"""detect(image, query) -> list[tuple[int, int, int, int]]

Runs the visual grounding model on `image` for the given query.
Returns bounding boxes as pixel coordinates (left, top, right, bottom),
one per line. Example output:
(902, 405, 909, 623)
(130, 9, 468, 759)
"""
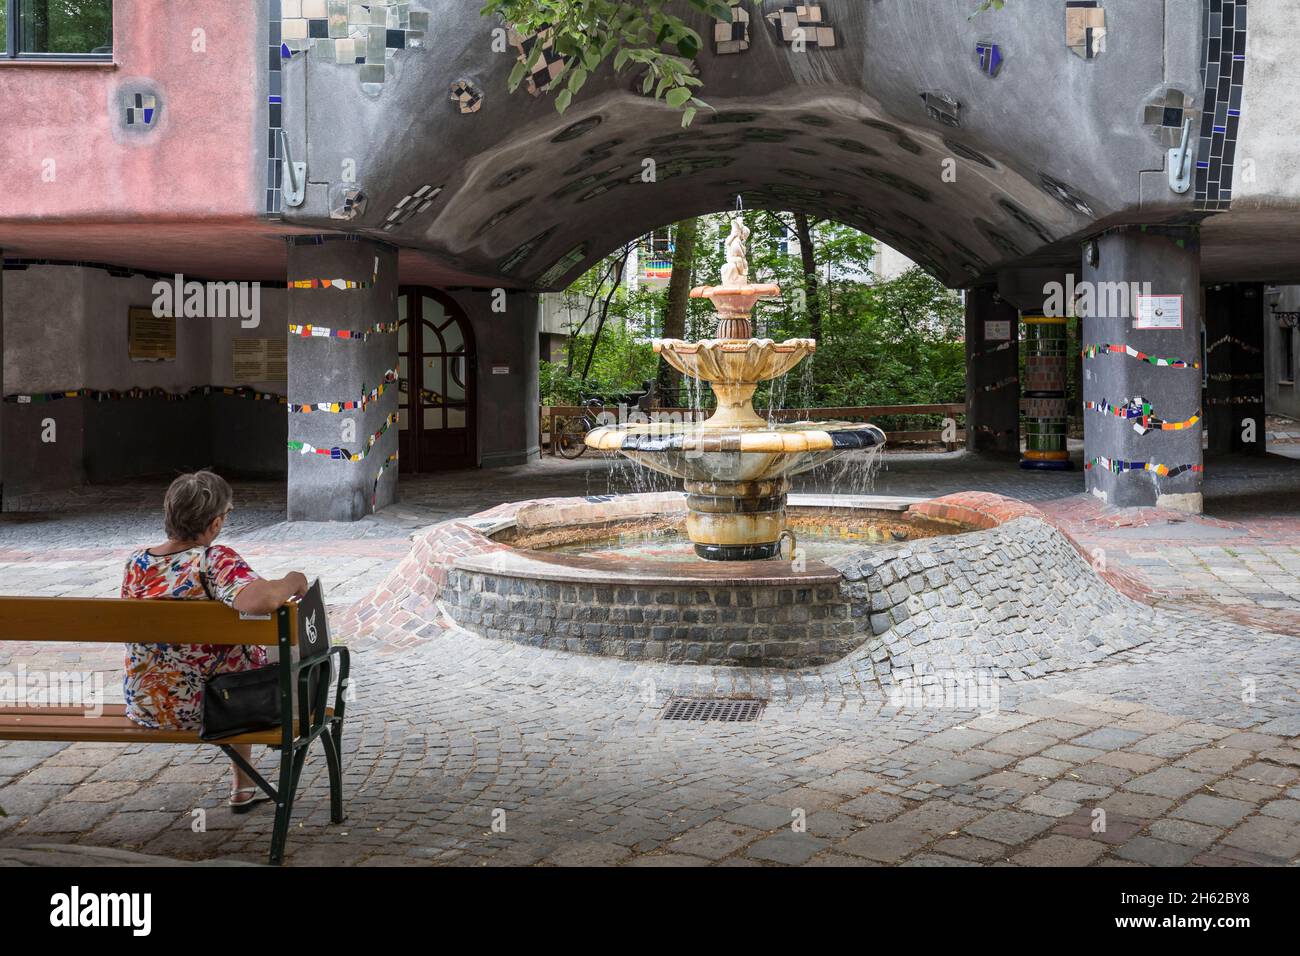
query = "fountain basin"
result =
(423, 492, 975, 668)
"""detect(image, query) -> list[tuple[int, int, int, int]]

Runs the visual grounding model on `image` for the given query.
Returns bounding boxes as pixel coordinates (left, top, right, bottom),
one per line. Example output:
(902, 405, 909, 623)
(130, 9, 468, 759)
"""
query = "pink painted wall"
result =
(0, 0, 262, 223)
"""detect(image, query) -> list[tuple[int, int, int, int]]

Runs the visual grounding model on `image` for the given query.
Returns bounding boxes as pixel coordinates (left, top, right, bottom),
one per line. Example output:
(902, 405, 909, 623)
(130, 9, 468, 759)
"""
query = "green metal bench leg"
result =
(268, 746, 295, 866)
(320, 725, 345, 824)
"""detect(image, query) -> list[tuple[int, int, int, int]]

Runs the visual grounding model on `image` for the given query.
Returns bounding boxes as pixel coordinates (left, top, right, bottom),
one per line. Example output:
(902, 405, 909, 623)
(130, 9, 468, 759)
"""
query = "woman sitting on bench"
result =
(120, 471, 310, 812)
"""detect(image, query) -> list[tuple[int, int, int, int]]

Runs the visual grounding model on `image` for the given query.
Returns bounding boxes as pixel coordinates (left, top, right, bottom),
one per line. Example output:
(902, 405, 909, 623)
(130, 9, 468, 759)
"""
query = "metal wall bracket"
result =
(1168, 118, 1195, 195)
(279, 129, 307, 208)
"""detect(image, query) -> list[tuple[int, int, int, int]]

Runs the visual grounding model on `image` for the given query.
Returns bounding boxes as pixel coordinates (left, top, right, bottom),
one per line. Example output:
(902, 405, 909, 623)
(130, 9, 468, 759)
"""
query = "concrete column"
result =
(1205, 284, 1267, 456)
(287, 236, 399, 521)
(964, 286, 1020, 457)
(446, 288, 540, 468)
(1081, 225, 1204, 512)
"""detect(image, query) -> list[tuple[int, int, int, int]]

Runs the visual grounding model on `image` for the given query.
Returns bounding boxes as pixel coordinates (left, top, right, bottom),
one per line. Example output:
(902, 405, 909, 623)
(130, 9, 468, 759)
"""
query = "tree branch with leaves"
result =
(482, 0, 749, 124)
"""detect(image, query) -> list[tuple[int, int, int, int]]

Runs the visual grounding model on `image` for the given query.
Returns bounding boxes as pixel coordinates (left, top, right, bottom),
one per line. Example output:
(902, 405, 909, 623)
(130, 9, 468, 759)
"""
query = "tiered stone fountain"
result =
(348, 223, 1147, 672)
(586, 218, 886, 559)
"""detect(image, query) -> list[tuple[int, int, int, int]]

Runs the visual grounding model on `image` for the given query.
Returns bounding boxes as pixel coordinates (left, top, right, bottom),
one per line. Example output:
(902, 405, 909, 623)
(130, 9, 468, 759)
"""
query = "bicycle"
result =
(553, 397, 608, 459)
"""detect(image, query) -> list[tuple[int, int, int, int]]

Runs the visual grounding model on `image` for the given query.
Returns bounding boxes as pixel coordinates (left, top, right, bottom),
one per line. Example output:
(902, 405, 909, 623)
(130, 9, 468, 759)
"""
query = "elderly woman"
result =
(120, 471, 309, 812)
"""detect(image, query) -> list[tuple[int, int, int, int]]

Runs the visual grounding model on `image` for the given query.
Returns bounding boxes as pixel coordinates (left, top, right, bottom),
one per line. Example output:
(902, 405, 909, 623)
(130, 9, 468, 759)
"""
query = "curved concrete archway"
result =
(278, 0, 1288, 289)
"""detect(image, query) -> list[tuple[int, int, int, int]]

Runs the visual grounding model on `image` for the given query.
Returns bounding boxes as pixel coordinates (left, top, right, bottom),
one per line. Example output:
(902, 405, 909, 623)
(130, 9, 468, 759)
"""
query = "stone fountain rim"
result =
(449, 492, 937, 588)
(653, 337, 816, 354)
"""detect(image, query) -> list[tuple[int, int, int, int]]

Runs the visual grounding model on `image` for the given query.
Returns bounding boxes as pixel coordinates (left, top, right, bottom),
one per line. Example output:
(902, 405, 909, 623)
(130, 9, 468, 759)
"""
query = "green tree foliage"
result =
(481, 0, 741, 124)
(540, 212, 967, 425)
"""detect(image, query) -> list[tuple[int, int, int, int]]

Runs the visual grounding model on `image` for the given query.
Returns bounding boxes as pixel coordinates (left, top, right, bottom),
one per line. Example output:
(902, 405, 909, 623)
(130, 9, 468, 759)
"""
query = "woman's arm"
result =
(232, 572, 310, 615)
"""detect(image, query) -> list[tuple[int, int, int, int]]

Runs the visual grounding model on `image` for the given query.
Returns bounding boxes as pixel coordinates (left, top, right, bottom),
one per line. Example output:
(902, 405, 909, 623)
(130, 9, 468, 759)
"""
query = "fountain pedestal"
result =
(685, 477, 790, 560)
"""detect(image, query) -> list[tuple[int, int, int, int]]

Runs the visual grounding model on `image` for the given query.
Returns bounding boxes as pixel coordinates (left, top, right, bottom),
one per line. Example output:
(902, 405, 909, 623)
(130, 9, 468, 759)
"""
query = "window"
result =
(3, 0, 113, 59)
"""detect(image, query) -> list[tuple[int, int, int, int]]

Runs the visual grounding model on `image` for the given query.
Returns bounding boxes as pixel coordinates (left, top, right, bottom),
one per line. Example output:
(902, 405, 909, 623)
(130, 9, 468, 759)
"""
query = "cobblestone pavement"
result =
(1, 450, 1298, 866)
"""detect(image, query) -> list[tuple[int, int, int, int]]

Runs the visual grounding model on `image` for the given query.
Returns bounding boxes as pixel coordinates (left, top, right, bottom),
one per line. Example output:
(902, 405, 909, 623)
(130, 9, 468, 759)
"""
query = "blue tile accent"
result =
(1196, 0, 1248, 210)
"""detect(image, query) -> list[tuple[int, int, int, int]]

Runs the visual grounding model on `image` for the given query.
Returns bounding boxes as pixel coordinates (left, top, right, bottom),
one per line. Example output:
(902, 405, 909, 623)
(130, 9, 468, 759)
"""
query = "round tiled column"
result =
(1020, 314, 1072, 470)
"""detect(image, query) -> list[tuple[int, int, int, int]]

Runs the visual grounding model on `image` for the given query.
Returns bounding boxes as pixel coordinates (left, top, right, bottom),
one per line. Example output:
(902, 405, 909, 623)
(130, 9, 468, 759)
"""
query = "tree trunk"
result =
(794, 212, 822, 341)
(579, 245, 633, 385)
(658, 218, 699, 406)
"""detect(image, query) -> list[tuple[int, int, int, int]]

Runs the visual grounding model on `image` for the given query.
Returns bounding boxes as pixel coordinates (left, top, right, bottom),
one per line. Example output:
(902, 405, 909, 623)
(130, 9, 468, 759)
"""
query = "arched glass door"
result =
(398, 289, 476, 472)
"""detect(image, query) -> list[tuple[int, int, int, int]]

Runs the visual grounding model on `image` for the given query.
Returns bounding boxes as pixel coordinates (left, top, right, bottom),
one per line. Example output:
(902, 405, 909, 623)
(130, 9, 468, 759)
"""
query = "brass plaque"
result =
(232, 338, 288, 383)
(128, 307, 176, 361)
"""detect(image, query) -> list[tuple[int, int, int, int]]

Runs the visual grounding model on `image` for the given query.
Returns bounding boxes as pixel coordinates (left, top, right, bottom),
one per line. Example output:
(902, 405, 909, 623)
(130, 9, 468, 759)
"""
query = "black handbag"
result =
(200, 661, 281, 741)
(197, 547, 281, 741)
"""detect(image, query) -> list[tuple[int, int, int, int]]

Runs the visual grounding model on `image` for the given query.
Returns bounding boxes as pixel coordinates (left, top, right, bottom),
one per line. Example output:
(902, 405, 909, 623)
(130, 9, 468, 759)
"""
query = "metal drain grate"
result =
(660, 697, 766, 722)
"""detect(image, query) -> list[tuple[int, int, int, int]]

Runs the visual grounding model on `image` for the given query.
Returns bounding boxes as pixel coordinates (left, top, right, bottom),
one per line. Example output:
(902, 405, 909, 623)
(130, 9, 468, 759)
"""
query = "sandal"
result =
(229, 786, 272, 814)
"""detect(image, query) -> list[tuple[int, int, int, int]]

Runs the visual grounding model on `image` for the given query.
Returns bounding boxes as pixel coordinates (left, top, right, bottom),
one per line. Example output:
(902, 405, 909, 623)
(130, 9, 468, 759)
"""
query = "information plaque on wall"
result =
(128, 307, 176, 361)
(1135, 295, 1184, 330)
(232, 338, 288, 383)
(984, 320, 1012, 342)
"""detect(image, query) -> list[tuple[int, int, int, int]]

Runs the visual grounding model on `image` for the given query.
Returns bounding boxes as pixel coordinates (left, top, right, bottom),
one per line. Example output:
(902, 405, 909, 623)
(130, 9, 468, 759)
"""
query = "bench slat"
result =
(0, 705, 328, 746)
(0, 597, 296, 647)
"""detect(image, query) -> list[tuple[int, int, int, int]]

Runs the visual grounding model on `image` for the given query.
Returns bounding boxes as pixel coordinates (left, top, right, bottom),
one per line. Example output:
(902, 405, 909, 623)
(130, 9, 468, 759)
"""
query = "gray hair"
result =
(163, 471, 232, 541)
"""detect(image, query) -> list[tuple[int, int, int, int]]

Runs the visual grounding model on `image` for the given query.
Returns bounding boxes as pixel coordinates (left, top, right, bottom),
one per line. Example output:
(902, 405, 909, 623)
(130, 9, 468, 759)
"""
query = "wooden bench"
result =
(0, 596, 350, 865)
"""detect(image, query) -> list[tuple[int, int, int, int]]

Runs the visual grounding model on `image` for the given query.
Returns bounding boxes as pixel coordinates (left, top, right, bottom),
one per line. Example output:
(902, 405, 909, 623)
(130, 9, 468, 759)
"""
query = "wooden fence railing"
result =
(541, 403, 967, 454)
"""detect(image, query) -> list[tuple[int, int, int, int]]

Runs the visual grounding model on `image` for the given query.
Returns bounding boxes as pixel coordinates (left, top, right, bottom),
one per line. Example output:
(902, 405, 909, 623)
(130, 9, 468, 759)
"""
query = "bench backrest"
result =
(0, 597, 299, 647)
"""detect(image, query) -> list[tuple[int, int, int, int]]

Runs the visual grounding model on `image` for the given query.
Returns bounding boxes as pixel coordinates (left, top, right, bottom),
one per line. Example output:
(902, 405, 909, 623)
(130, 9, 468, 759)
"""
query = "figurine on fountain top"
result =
(686, 216, 784, 340)
(720, 218, 751, 289)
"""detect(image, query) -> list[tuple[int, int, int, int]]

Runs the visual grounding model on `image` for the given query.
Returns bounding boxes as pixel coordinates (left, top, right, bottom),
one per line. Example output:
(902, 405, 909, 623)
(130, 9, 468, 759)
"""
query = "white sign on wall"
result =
(984, 320, 1012, 342)
(1135, 295, 1184, 330)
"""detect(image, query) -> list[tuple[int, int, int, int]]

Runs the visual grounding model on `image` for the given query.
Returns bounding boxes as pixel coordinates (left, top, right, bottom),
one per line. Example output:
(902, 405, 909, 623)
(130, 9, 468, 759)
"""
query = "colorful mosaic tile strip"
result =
(289, 256, 379, 290)
(1084, 397, 1202, 434)
(1196, 0, 1248, 211)
(1206, 394, 1264, 405)
(288, 412, 399, 461)
(289, 369, 399, 413)
(978, 376, 1018, 393)
(1206, 371, 1263, 382)
(1086, 457, 1204, 479)
(288, 322, 400, 340)
(970, 340, 1016, 360)
(1206, 333, 1263, 354)
(4, 386, 285, 405)
(1082, 343, 1200, 369)
(372, 452, 399, 509)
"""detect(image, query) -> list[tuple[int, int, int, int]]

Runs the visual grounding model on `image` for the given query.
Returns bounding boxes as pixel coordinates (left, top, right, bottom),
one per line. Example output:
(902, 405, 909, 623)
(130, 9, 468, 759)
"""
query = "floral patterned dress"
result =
(121, 544, 267, 730)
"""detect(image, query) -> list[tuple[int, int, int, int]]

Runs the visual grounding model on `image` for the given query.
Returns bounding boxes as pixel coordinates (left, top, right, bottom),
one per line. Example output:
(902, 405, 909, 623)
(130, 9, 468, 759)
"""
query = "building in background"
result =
(1264, 286, 1300, 420)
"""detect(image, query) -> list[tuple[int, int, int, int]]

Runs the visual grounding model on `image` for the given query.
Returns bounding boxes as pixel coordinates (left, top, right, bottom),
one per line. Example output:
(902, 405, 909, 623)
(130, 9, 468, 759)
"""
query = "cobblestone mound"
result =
(834, 515, 1154, 686)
